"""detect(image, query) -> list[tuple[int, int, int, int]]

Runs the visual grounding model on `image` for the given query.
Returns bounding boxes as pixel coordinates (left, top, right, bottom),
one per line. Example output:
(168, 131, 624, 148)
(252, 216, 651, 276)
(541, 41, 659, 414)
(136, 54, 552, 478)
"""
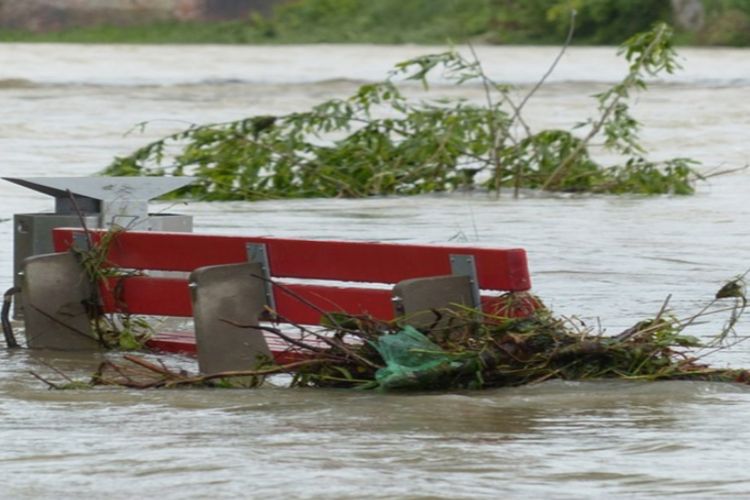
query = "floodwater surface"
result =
(0, 44, 749, 498)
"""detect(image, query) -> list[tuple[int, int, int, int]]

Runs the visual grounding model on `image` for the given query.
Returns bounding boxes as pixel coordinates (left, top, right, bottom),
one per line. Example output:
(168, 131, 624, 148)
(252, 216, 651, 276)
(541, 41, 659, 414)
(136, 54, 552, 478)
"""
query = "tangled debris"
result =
(31, 274, 750, 392)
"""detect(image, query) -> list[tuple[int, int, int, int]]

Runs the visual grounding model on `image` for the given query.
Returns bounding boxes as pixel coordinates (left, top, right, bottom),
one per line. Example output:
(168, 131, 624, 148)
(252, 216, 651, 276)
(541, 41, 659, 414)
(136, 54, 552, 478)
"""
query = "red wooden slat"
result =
(53, 228, 531, 291)
(99, 276, 396, 322)
(147, 332, 196, 354)
(146, 291, 538, 360)
(100, 277, 191, 317)
(273, 284, 394, 323)
(147, 331, 296, 353)
(100, 275, 534, 325)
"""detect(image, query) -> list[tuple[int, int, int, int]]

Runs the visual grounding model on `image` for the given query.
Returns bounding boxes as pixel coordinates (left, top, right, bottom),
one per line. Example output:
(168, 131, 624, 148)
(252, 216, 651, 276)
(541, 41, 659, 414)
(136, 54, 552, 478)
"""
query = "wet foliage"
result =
(104, 23, 701, 200)
(72, 227, 153, 351)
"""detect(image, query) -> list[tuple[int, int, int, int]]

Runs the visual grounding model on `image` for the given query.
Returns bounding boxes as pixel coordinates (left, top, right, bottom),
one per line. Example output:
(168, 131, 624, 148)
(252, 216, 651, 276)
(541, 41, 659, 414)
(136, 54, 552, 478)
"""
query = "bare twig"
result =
(542, 23, 668, 190)
(37, 360, 76, 383)
(122, 354, 176, 376)
(219, 318, 326, 353)
(66, 189, 94, 249)
(29, 371, 61, 390)
(165, 359, 331, 387)
(26, 303, 99, 343)
(701, 164, 749, 179)
(271, 309, 381, 369)
(513, 10, 577, 121)
(95, 356, 333, 389)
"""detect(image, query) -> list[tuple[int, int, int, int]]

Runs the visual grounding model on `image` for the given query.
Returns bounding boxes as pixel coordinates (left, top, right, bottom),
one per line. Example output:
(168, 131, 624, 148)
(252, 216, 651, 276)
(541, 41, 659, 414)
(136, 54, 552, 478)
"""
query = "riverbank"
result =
(1, 0, 749, 46)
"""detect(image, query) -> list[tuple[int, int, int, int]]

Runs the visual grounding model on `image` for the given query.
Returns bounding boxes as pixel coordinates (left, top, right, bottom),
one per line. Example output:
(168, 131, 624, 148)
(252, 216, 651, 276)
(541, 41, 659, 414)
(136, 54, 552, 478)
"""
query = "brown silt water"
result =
(1, 44, 750, 498)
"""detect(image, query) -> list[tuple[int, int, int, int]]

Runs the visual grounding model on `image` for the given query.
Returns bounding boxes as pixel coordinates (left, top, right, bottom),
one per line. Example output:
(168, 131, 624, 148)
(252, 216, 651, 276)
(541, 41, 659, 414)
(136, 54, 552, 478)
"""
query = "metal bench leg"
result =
(190, 262, 272, 374)
(21, 252, 99, 350)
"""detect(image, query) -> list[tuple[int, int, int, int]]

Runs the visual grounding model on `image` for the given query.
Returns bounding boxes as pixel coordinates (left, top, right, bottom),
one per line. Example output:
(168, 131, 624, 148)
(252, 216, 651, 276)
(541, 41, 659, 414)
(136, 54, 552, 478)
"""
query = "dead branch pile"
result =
(36, 274, 750, 392)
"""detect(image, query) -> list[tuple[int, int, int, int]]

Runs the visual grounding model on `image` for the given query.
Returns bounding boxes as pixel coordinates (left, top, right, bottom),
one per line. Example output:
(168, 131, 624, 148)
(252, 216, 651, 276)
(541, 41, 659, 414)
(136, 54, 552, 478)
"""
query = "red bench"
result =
(21, 228, 536, 373)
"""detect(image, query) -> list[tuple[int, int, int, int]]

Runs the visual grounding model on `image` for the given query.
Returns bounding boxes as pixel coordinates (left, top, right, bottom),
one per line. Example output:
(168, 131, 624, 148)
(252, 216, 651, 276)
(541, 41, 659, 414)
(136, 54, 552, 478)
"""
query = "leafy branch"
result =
(542, 22, 678, 189)
(105, 22, 702, 199)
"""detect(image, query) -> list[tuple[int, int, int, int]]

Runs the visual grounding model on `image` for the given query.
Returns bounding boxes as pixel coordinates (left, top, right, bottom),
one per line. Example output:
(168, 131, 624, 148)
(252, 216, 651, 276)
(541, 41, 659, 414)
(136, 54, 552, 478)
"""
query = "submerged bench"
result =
(21, 228, 535, 373)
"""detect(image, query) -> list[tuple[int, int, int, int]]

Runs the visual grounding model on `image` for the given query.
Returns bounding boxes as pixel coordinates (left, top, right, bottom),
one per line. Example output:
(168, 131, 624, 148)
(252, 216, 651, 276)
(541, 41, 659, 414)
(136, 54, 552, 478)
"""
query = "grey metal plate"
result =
(190, 262, 272, 374)
(21, 252, 98, 350)
(13, 213, 99, 318)
(3, 176, 195, 202)
(392, 274, 475, 329)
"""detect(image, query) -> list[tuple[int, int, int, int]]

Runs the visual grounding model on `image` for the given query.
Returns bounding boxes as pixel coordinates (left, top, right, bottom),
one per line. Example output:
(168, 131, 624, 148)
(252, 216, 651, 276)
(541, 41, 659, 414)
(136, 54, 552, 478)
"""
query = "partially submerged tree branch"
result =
(104, 22, 709, 199)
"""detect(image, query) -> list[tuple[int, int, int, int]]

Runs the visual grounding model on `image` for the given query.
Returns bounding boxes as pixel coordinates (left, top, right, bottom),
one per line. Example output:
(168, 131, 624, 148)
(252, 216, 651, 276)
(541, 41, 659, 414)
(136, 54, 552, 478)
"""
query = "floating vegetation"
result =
(66, 212, 154, 351)
(32, 273, 750, 392)
(105, 23, 705, 200)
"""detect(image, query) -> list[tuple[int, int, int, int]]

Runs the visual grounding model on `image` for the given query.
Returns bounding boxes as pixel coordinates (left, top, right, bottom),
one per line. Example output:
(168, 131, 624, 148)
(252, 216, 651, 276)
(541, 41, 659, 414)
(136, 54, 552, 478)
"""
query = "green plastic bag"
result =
(371, 326, 464, 390)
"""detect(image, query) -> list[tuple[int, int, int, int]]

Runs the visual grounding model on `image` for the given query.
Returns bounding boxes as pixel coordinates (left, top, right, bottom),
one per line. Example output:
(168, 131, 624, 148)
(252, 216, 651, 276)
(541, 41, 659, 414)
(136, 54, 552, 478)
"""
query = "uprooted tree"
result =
(104, 22, 702, 200)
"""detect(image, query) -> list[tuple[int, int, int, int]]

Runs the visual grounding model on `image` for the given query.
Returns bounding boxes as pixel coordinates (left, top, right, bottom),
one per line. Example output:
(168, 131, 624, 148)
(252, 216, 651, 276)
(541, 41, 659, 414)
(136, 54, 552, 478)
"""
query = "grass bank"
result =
(1, 0, 749, 46)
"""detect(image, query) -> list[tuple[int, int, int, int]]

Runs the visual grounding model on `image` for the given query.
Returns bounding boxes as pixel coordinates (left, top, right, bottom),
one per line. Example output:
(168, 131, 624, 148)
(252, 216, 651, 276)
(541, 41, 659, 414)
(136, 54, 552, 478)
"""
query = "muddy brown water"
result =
(0, 44, 749, 498)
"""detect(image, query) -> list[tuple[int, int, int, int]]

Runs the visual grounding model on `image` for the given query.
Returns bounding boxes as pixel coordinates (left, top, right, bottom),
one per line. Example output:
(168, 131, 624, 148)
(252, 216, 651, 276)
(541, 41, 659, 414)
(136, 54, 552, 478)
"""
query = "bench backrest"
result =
(53, 228, 532, 324)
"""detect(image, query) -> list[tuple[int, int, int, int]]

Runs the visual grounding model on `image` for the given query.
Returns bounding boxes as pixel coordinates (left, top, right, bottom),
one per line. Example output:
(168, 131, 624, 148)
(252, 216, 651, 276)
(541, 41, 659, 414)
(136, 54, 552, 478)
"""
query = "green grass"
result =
(0, 21, 268, 44)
